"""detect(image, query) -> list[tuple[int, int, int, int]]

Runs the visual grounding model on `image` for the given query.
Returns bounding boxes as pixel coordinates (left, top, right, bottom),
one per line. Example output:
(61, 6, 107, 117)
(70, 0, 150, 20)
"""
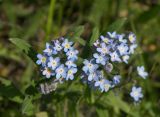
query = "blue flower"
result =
(109, 51, 121, 62)
(43, 43, 57, 56)
(107, 31, 116, 38)
(66, 48, 78, 61)
(122, 55, 129, 64)
(128, 33, 136, 43)
(88, 72, 98, 81)
(117, 44, 129, 56)
(129, 44, 137, 54)
(130, 86, 143, 102)
(93, 53, 107, 65)
(95, 79, 111, 92)
(66, 68, 77, 80)
(82, 59, 98, 73)
(97, 43, 110, 55)
(55, 64, 67, 79)
(105, 63, 113, 73)
(65, 60, 77, 68)
(117, 34, 127, 43)
(62, 39, 73, 52)
(54, 40, 62, 51)
(113, 75, 121, 85)
(137, 66, 148, 79)
(94, 40, 100, 47)
(36, 54, 47, 66)
(42, 67, 54, 78)
(48, 57, 60, 70)
(100, 35, 110, 44)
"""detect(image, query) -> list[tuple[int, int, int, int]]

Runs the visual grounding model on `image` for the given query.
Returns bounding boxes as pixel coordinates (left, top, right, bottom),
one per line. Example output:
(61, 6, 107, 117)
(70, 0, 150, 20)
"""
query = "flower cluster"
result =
(81, 32, 148, 102)
(94, 32, 137, 64)
(36, 38, 78, 81)
(36, 32, 148, 102)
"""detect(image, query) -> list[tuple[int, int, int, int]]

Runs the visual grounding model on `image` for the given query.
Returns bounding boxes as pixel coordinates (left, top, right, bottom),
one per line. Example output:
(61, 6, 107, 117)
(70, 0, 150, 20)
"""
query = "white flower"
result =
(130, 86, 143, 102)
(137, 66, 148, 79)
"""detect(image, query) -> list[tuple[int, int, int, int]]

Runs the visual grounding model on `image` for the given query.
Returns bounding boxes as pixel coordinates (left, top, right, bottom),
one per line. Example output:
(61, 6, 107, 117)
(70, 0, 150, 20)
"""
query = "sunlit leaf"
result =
(89, 27, 99, 46)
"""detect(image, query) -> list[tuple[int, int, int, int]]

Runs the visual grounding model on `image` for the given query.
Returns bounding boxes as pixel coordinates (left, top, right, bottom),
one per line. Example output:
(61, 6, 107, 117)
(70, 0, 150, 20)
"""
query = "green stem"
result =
(46, 0, 56, 41)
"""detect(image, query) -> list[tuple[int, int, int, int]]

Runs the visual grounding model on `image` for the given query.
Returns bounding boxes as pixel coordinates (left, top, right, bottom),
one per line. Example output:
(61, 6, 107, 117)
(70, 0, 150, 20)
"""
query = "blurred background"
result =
(0, 0, 160, 117)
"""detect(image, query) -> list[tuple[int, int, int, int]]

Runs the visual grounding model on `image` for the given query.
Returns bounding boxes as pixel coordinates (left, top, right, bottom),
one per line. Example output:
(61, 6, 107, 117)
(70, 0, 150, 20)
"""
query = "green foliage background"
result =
(0, 0, 160, 117)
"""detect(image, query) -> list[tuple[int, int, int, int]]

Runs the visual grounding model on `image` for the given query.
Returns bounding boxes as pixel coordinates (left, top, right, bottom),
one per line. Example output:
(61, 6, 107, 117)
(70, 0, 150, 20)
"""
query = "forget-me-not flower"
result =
(55, 64, 67, 79)
(66, 49, 78, 61)
(97, 43, 110, 55)
(66, 68, 77, 80)
(110, 51, 121, 62)
(137, 66, 148, 79)
(117, 44, 129, 56)
(42, 67, 53, 78)
(65, 60, 77, 68)
(36, 54, 47, 66)
(62, 39, 73, 52)
(130, 86, 143, 102)
(93, 53, 107, 65)
(82, 59, 98, 73)
(128, 33, 136, 43)
(48, 57, 60, 70)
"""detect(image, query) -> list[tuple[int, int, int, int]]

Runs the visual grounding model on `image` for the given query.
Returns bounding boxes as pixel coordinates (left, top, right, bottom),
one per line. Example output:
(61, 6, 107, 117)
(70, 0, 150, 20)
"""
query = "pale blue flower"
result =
(36, 54, 47, 66)
(55, 64, 67, 79)
(95, 79, 111, 92)
(66, 68, 77, 80)
(82, 59, 98, 73)
(130, 86, 143, 102)
(54, 40, 62, 51)
(100, 35, 111, 44)
(48, 57, 60, 70)
(113, 75, 121, 84)
(107, 31, 116, 38)
(42, 67, 54, 78)
(122, 55, 129, 64)
(88, 72, 98, 81)
(93, 53, 107, 65)
(65, 60, 77, 68)
(117, 34, 127, 43)
(62, 39, 73, 52)
(137, 66, 148, 79)
(93, 40, 100, 46)
(109, 51, 121, 62)
(43, 43, 57, 56)
(128, 33, 136, 43)
(66, 49, 78, 61)
(97, 43, 110, 55)
(117, 44, 129, 56)
(129, 44, 137, 54)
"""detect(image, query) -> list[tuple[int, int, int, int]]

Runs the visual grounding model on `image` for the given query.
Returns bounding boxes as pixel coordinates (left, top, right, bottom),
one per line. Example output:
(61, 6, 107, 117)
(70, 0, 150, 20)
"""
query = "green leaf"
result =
(21, 96, 34, 116)
(89, 27, 99, 46)
(107, 18, 127, 32)
(137, 5, 160, 23)
(105, 92, 136, 116)
(9, 38, 37, 63)
(96, 108, 109, 117)
(9, 38, 31, 54)
(0, 77, 23, 103)
(67, 26, 86, 46)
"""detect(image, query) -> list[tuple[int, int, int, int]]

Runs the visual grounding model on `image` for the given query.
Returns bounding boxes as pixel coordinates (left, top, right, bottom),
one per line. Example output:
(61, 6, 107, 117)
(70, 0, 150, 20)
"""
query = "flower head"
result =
(137, 66, 148, 79)
(66, 48, 78, 61)
(130, 86, 143, 102)
(48, 57, 60, 70)
(82, 59, 98, 73)
(66, 68, 77, 80)
(42, 67, 54, 78)
(55, 64, 67, 79)
(93, 53, 107, 65)
(36, 54, 47, 66)
(62, 39, 73, 52)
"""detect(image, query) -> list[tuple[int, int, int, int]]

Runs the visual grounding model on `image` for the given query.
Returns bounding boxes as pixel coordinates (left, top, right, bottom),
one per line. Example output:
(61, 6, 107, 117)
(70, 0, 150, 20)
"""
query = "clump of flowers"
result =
(36, 37, 78, 82)
(36, 32, 148, 102)
(81, 32, 148, 102)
